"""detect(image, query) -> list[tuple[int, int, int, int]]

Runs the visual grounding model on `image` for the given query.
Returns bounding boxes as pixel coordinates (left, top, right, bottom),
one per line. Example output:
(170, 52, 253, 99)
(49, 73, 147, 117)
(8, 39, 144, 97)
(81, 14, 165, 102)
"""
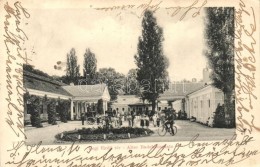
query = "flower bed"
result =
(55, 127, 154, 142)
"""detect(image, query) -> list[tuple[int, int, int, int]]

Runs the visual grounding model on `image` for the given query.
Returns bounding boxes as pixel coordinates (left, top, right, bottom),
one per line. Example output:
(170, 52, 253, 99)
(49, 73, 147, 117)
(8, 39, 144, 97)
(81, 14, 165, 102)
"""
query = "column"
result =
(105, 100, 108, 111)
(79, 102, 81, 114)
(81, 102, 83, 113)
(70, 100, 74, 120)
(77, 102, 80, 119)
(75, 101, 78, 120)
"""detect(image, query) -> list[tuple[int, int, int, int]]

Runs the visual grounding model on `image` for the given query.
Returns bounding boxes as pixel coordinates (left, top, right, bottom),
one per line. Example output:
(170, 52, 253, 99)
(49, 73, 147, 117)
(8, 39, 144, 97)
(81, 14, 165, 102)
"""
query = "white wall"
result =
(172, 100, 182, 112)
(187, 85, 224, 124)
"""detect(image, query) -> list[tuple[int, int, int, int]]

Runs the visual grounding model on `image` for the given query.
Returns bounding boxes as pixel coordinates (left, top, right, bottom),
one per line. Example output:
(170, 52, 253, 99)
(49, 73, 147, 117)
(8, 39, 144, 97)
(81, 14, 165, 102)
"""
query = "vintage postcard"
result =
(0, 0, 259, 166)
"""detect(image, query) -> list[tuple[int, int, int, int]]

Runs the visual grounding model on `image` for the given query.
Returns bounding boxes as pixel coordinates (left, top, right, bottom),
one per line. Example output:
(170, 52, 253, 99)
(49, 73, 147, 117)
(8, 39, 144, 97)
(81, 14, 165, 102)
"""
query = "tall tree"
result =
(124, 69, 140, 95)
(96, 68, 125, 101)
(66, 48, 80, 85)
(83, 48, 97, 84)
(204, 7, 235, 127)
(134, 10, 169, 112)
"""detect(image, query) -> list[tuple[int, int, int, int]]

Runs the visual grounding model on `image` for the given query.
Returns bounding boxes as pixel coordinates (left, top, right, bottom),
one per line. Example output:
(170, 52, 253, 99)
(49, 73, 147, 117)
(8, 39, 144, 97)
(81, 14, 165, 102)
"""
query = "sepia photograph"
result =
(1, 0, 260, 166)
(22, 6, 236, 145)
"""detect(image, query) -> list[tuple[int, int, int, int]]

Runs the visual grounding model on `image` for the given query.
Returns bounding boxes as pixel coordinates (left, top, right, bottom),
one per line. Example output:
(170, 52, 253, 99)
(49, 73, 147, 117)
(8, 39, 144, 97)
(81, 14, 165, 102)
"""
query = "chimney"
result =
(192, 78, 197, 82)
(203, 67, 210, 84)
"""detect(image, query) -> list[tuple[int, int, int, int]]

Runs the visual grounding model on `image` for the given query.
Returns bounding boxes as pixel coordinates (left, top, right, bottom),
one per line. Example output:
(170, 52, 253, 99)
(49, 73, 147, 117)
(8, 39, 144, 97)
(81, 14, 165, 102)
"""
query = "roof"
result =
(114, 95, 141, 104)
(62, 84, 106, 97)
(186, 83, 222, 96)
(128, 103, 151, 106)
(159, 82, 204, 100)
(23, 71, 71, 96)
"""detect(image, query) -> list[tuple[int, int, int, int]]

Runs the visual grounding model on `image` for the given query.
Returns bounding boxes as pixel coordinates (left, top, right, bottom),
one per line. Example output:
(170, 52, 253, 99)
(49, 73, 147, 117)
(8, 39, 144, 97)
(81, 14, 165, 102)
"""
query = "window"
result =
(201, 100, 203, 108)
(208, 100, 210, 108)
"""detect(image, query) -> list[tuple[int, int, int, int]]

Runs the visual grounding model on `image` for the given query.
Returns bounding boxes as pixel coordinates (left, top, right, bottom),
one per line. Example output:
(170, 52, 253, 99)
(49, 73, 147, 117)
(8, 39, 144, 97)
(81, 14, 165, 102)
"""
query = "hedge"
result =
(55, 127, 154, 142)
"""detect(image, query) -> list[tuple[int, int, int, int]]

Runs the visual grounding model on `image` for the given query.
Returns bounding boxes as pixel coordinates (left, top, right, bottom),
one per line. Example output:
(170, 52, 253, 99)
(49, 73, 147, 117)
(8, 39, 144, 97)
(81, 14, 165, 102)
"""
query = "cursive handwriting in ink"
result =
(234, 0, 259, 134)
(94, 0, 207, 20)
(166, 0, 207, 20)
(5, 134, 259, 167)
(4, 1, 31, 139)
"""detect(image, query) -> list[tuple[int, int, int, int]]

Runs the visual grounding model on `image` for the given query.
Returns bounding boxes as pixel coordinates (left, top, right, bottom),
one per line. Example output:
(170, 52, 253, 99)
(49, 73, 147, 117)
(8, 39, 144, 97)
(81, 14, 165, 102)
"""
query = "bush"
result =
(55, 127, 154, 142)
(30, 97, 43, 128)
(58, 100, 69, 123)
(225, 101, 235, 128)
(213, 104, 225, 128)
(47, 100, 57, 125)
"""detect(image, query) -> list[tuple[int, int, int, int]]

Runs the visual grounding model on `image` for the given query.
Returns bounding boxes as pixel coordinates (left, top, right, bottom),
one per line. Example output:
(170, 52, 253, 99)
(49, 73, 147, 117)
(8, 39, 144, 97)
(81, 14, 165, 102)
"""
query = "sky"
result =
(26, 7, 207, 81)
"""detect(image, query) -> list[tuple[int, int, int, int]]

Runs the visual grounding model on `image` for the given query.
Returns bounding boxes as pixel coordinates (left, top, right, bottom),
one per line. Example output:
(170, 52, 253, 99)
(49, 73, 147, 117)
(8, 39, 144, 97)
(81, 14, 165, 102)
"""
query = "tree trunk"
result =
(224, 91, 235, 128)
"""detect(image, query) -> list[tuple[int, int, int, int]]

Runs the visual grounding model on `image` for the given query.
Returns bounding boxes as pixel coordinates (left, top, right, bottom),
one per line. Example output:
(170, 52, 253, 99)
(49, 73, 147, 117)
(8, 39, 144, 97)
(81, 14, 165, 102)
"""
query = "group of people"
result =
(80, 108, 176, 131)
(126, 109, 176, 129)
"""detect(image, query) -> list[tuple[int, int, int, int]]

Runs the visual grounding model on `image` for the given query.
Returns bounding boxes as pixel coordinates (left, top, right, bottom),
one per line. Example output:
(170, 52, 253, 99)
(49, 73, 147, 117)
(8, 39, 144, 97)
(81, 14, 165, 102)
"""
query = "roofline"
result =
(25, 88, 71, 100)
(185, 84, 214, 96)
(24, 71, 68, 86)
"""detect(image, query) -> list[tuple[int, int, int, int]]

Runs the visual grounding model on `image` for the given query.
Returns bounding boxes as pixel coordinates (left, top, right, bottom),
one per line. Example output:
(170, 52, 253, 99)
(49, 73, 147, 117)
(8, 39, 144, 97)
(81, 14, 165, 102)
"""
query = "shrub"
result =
(213, 104, 225, 128)
(30, 97, 43, 128)
(48, 100, 57, 125)
(58, 100, 69, 123)
(56, 127, 154, 142)
(225, 101, 235, 128)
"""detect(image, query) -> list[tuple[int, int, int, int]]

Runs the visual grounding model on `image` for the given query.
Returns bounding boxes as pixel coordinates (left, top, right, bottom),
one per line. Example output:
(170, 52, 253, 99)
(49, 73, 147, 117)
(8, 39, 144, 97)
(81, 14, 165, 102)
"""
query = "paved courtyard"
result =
(25, 120, 236, 145)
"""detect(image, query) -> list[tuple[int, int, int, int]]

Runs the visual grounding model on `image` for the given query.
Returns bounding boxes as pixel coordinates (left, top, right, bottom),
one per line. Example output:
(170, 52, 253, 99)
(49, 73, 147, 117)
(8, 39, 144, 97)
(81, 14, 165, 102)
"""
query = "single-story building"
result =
(63, 83, 110, 120)
(111, 95, 151, 115)
(24, 71, 71, 123)
(23, 71, 110, 124)
(186, 84, 224, 123)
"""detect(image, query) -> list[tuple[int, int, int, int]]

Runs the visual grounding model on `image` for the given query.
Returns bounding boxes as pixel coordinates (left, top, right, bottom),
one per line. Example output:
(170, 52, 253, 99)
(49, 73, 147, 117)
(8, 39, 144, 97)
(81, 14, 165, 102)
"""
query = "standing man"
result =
(131, 109, 136, 127)
(81, 112, 85, 125)
(127, 112, 132, 127)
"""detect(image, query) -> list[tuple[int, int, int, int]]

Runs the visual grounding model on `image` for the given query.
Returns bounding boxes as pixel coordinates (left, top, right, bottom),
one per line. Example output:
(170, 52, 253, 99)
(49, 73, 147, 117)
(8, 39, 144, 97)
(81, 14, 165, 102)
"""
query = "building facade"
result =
(111, 95, 151, 115)
(24, 71, 110, 124)
(63, 84, 110, 120)
(186, 84, 224, 123)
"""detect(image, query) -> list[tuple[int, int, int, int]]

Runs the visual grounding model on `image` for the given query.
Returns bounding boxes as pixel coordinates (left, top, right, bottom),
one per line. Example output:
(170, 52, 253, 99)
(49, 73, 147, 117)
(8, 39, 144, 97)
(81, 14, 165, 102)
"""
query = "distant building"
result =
(159, 82, 204, 112)
(111, 95, 151, 115)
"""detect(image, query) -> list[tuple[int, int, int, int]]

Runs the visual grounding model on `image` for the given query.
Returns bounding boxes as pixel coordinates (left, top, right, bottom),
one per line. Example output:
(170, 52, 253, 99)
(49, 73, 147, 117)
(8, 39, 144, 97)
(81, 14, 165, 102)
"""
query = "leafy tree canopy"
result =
(134, 10, 169, 111)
